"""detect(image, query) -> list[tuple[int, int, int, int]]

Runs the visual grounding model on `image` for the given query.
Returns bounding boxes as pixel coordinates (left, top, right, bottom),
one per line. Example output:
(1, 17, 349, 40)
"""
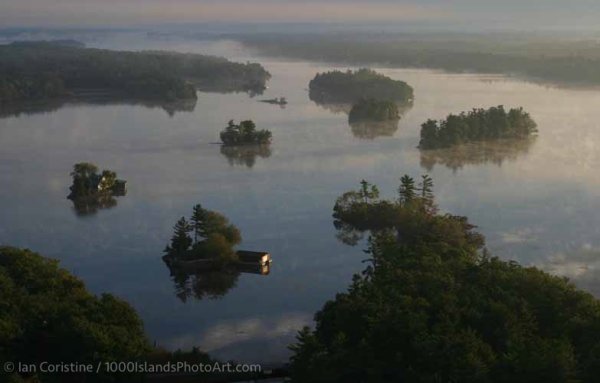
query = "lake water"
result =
(1, 36, 600, 363)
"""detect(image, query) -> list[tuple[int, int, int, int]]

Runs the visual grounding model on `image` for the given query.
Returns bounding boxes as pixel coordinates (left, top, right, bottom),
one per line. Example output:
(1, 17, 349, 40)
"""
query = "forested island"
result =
(163, 205, 271, 300)
(67, 162, 126, 216)
(241, 33, 600, 86)
(287, 176, 600, 381)
(348, 98, 400, 122)
(220, 120, 272, 146)
(163, 204, 242, 265)
(419, 105, 538, 149)
(309, 69, 414, 104)
(0, 41, 271, 105)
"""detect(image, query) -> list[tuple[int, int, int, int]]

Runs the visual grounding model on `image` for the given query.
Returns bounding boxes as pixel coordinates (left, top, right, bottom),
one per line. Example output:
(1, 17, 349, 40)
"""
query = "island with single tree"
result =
(348, 98, 400, 123)
(67, 162, 126, 215)
(309, 68, 414, 105)
(0, 41, 271, 105)
(419, 105, 538, 149)
(288, 176, 600, 382)
(220, 120, 272, 146)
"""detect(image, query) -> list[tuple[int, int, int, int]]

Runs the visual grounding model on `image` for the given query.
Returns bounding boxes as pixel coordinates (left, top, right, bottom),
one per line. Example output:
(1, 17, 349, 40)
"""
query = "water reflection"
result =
(70, 194, 118, 216)
(350, 119, 400, 140)
(420, 138, 537, 172)
(0, 97, 198, 119)
(220, 145, 272, 168)
(312, 101, 411, 139)
(164, 259, 270, 302)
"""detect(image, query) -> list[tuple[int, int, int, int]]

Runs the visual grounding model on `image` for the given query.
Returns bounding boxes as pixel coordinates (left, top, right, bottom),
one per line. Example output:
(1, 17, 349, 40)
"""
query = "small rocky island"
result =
(163, 204, 271, 273)
(220, 120, 272, 146)
(348, 99, 400, 122)
(309, 68, 414, 105)
(67, 162, 126, 215)
(419, 106, 538, 150)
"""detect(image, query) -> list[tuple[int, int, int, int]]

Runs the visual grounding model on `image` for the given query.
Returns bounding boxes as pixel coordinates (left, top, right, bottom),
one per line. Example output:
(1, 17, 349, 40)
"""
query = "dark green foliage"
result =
(348, 99, 400, 122)
(164, 204, 241, 263)
(334, 176, 479, 247)
(220, 120, 272, 146)
(0, 41, 271, 104)
(309, 69, 414, 104)
(419, 106, 538, 149)
(68, 162, 126, 200)
(292, 178, 600, 382)
(0, 247, 149, 382)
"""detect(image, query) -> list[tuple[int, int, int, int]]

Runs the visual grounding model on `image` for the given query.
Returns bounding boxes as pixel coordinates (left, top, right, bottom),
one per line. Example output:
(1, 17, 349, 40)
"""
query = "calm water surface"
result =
(1, 38, 600, 363)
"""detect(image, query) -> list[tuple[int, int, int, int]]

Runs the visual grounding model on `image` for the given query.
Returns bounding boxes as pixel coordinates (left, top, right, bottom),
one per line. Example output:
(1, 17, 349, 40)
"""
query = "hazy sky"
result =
(0, 0, 597, 29)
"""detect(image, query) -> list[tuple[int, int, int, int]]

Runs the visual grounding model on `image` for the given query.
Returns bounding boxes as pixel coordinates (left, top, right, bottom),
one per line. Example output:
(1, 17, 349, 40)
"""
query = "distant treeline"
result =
(241, 34, 600, 86)
(0, 41, 271, 104)
(419, 106, 538, 149)
(309, 69, 413, 104)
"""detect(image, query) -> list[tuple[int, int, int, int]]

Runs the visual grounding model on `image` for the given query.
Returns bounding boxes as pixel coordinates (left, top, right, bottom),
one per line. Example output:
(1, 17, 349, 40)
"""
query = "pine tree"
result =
(168, 217, 192, 257)
(190, 204, 206, 244)
(398, 175, 416, 205)
(418, 174, 436, 214)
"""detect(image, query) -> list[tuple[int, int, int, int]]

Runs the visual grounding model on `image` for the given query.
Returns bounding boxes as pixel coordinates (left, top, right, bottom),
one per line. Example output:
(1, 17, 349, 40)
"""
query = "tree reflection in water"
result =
(70, 194, 118, 217)
(420, 137, 537, 172)
(220, 145, 272, 168)
(0, 97, 198, 119)
(164, 260, 270, 302)
(313, 101, 411, 139)
(350, 119, 400, 139)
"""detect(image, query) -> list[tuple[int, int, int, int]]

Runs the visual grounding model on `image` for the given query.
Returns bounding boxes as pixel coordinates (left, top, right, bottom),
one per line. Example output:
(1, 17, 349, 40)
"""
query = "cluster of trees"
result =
(348, 98, 400, 122)
(0, 246, 273, 382)
(290, 177, 600, 382)
(0, 41, 271, 104)
(164, 204, 242, 264)
(220, 120, 272, 146)
(309, 69, 414, 105)
(0, 246, 149, 382)
(419, 105, 538, 149)
(68, 162, 125, 199)
(242, 33, 600, 86)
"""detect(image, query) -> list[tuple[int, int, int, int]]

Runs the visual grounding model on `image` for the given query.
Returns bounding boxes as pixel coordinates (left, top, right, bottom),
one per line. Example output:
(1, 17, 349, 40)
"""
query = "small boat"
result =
(259, 97, 288, 106)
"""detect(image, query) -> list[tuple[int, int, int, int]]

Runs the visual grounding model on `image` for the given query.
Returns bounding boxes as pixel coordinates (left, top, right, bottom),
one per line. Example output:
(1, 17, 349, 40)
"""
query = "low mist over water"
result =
(2, 35, 600, 363)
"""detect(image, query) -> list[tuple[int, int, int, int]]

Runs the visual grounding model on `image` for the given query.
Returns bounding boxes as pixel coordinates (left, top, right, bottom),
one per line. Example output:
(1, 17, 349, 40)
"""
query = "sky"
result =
(0, 0, 598, 30)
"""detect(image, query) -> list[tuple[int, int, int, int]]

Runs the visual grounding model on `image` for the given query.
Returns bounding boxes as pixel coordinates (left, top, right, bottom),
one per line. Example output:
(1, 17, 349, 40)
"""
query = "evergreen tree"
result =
(190, 204, 206, 244)
(167, 217, 192, 257)
(418, 174, 436, 214)
(398, 175, 416, 205)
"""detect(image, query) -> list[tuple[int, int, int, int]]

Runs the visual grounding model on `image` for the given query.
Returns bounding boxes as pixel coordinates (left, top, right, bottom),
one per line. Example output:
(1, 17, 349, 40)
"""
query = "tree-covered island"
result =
(220, 120, 272, 146)
(309, 68, 414, 105)
(67, 162, 126, 215)
(348, 98, 400, 123)
(288, 176, 600, 382)
(164, 204, 242, 265)
(419, 105, 538, 149)
(0, 41, 271, 105)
